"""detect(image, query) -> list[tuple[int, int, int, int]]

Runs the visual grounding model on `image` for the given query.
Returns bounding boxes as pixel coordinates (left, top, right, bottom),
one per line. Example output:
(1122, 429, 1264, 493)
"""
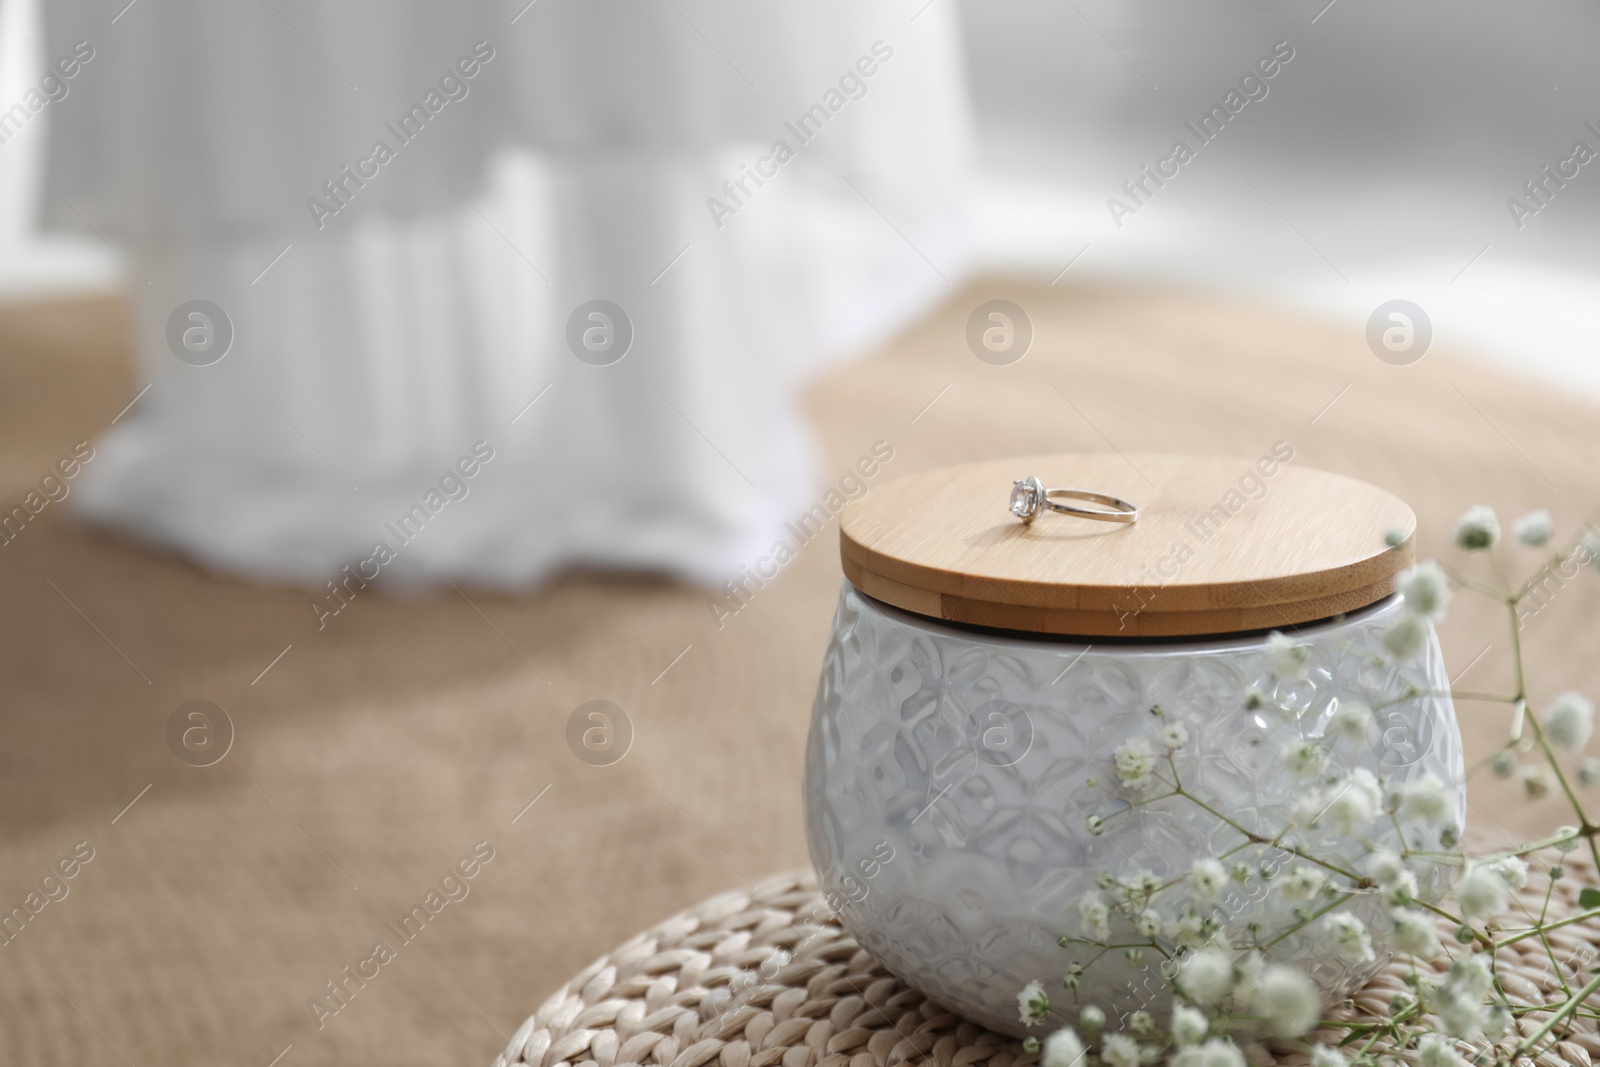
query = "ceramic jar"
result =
(801, 455, 1463, 1036)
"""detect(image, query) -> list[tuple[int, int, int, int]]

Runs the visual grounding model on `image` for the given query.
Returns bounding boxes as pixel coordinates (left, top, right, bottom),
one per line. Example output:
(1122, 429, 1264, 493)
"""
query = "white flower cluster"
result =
(1112, 736, 1160, 793)
(1385, 558, 1450, 661)
(1452, 858, 1525, 920)
(1453, 506, 1499, 551)
(1418, 955, 1512, 1042)
(1545, 691, 1594, 751)
(1032, 956, 1318, 1067)
(1513, 509, 1554, 548)
(1491, 688, 1594, 802)
(1266, 631, 1312, 678)
(1014, 503, 1600, 1064)
(1293, 767, 1383, 835)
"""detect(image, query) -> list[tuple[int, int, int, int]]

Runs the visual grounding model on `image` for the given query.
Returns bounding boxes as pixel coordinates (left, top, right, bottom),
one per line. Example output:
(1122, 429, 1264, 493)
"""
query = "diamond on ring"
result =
(1010, 477, 1047, 524)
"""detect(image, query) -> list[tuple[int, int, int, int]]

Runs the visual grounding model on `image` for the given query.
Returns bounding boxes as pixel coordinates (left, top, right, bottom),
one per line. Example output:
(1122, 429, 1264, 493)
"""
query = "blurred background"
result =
(1, 1, 1597, 1064)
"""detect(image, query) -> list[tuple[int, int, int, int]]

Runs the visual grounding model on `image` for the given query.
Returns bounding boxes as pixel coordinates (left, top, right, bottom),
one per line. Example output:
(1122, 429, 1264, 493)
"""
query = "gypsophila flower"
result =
(1491, 750, 1516, 778)
(1101, 1033, 1140, 1067)
(1449, 955, 1495, 1000)
(1171, 1003, 1209, 1047)
(1177, 947, 1234, 1005)
(1436, 992, 1482, 1039)
(1484, 855, 1529, 890)
(1078, 1005, 1105, 1031)
(1417, 1033, 1465, 1067)
(1283, 740, 1328, 779)
(1514, 508, 1554, 548)
(1323, 913, 1375, 963)
(1086, 814, 1105, 835)
(1240, 964, 1320, 1038)
(1189, 858, 1228, 901)
(1078, 892, 1111, 941)
(1391, 908, 1442, 958)
(1291, 792, 1322, 830)
(1113, 736, 1159, 793)
(1318, 769, 1384, 835)
(1127, 1011, 1154, 1035)
(1454, 505, 1499, 551)
(1173, 1038, 1246, 1067)
(1368, 850, 1404, 886)
(1167, 914, 1207, 949)
(1455, 864, 1510, 919)
(1383, 614, 1429, 660)
(1310, 1047, 1348, 1067)
(1134, 908, 1162, 938)
(1554, 825, 1582, 852)
(1395, 560, 1452, 621)
(1280, 866, 1326, 903)
(1583, 531, 1600, 573)
(1519, 763, 1554, 800)
(1326, 700, 1372, 744)
(1384, 527, 1408, 548)
(1040, 1028, 1086, 1067)
(1581, 758, 1600, 786)
(1544, 690, 1594, 750)
(1381, 869, 1419, 908)
(1266, 631, 1312, 678)
(1398, 773, 1454, 825)
(1162, 722, 1190, 749)
(1017, 980, 1050, 1026)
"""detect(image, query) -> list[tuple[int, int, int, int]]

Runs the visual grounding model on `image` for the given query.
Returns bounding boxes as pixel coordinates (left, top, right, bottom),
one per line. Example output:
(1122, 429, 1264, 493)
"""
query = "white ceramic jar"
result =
(802, 455, 1463, 1036)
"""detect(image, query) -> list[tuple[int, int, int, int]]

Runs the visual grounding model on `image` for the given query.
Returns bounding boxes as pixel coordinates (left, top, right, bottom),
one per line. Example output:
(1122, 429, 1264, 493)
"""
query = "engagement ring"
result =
(1009, 476, 1138, 525)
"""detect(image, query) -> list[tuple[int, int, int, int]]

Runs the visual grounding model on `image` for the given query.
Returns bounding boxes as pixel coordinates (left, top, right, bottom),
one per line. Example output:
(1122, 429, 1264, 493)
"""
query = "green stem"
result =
(1256, 892, 1355, 952)
(1528, 873, 1574, 999)
(1514, 534, 1599, 602)
(1486, 828, 1594, 859)
(1440, 563, 1508, 600)
(1354, 1000, 1420, 1058)
(1176, 789, 1365, 883)
(1516, 970, 1600, 1055)
(1495, 906, 1600, 949)
(1414, 898, 1486, 947)
(1377, 687, 1517, 706)
(1502, 595, 1600, 872)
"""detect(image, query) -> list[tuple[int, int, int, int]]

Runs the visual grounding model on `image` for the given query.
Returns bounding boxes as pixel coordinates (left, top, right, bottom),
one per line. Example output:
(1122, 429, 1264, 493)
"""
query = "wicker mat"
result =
(2, 283, 1599, 1067)
(498, 843, 1600, 1067)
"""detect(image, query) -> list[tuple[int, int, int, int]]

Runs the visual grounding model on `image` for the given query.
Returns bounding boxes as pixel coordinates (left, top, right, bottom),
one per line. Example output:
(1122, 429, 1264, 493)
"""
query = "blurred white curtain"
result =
(38, 1, 971, 587)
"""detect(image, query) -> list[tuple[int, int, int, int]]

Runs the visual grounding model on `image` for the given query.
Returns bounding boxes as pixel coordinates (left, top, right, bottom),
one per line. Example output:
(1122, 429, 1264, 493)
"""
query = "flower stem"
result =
(1515, 969, 1600, 1055)
(1502, 595, 1600, 872)
(1495, 906, 1600, 949)
(1175, 788, 1364, 883)
(1256, 891, 1355, 952)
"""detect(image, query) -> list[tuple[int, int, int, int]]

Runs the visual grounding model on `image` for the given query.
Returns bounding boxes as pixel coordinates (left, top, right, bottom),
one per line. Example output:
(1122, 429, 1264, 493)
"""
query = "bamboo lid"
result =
(838, 453, 1415, 638)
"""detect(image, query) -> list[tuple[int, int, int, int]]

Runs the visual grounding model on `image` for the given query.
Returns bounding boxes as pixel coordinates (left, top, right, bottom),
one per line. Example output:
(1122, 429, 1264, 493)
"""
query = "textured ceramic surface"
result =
(803, 583, 1464, 1036)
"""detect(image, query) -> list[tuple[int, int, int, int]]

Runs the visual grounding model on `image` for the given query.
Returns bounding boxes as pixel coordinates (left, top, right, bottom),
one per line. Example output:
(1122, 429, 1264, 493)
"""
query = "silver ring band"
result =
(1011, 477, 1138, 525)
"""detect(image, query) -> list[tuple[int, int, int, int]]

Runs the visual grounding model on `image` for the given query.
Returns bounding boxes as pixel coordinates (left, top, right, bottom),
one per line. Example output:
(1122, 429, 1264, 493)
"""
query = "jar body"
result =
(803, 582, 1463, 1037)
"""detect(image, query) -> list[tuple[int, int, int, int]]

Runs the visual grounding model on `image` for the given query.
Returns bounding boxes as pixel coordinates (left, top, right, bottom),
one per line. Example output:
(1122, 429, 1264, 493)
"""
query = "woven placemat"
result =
(495, 843, 1600, 1067)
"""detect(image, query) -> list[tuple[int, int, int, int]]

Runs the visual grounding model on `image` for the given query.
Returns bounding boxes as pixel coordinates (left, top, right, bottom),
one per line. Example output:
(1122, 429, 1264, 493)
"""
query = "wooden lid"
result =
(839, 453, 1415, 638)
